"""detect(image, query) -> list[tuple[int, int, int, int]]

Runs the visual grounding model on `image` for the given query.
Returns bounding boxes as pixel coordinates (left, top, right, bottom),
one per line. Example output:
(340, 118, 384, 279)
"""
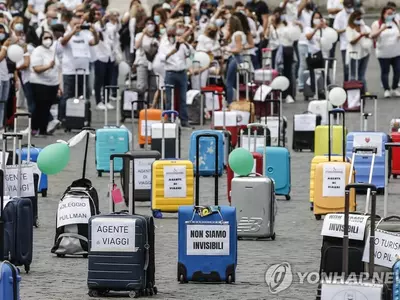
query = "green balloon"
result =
(228, 148, 254, 176)
(37, 143, 71, 175)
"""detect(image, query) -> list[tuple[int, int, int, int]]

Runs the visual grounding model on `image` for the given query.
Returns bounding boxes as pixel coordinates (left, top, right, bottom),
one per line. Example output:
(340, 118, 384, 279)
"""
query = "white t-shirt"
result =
(280, 0, 300, 24)
(345, 25, 371, 62)
(298, 9, 312, 45)
(133, 32, 158, 66)
(0, 56, 8, 81)
(27, 0, 46, 24)
(267, 24, 280, 50)
(129, 18, 136, 54)
(196, 34, 220, 54)
(327, 0, 343, 19)
(333, 10, 352, 51)
(60, 0, 82, 11)
(17, 44, 35, 84)
(371, 20, 400, 59)
(305, 26, 322, 54)
(61, 29, 92, 75)
(30, 45, 60, 86)
(277, 25, 293, 47)
(227, 31, 247, 53)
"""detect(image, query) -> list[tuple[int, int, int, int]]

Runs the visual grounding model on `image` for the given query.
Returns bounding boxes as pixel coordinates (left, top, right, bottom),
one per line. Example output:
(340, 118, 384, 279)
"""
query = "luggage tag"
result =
(111, 184, 123, 204)
(198, 206, 220, 217)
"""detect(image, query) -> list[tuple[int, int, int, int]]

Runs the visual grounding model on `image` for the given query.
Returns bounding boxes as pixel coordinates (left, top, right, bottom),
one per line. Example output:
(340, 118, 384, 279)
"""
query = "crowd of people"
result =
(0, 0, 398, 133)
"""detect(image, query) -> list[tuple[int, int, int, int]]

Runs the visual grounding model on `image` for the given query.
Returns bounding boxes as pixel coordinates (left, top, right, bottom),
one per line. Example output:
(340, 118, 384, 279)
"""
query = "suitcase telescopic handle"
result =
(352, 147, 377, 154)
(343, 183, 377, 277)
(14, 112, 31, 118)
(161, 110, 180, 159)
(82, 127, 96, 132)
(247, 123, 268, 174)
(161, 110, 179, 117)
(213, 91, 226, 129)
(262, 100, 282, 147)
(2, 133, 23, 140)
(384, 143, 400, 218)
(328, 108, 346, 162)
(360, 94, 378, 132)
(195, 133, 219, 206)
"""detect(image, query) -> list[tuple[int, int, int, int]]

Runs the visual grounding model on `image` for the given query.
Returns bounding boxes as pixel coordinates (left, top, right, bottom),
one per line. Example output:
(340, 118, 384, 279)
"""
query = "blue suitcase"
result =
(256, 146, 291, 200)
(178, 134, 237, 284)
(189, 130, 224, 176)
(0, 261, 21, 300)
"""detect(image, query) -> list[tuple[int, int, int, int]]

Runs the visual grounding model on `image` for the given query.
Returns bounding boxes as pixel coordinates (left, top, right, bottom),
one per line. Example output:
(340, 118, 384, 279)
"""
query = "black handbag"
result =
(307, 50, 324, 69)
(144, 41, 158, 62)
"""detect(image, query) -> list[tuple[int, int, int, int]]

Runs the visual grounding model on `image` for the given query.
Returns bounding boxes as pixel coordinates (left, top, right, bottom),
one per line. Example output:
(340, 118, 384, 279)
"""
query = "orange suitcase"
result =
(138, 107, 162, 147)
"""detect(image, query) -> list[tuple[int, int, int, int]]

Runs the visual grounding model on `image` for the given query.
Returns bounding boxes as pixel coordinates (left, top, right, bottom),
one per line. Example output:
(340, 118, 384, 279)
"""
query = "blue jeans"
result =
(165, 70, 188, 123)
(350, 55, 369, 92)
(297, 44, 308, 89)
(0, 80, 9, 128)
(378, 56, 400, 91)
(60, 74, 90, 120)
(226, 55, 242, 104)
(94, 60, 114, 104)
(341, 50, 349, 82)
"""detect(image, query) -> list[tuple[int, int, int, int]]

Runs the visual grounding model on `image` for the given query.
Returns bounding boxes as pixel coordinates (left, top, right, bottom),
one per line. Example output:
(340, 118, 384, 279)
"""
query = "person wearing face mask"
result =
(345, 10, 371, 93)
(0, 23, 9, 133)
(36, 10, 58, 39)
(29, 31, 60, 136)
(371, 6, 400, 98)
(333, 0, 354, 82)
(27, 0, 46, 29)
(154, 8, 167, 28)
(265, 8, 283, 69)
(158, 22, 191, 127)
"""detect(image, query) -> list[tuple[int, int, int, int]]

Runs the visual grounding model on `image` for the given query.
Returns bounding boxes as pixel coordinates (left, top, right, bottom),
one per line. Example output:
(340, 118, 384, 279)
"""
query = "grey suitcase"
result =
(87, 154, 157, 298)
(317, 183, 389, 300)
(231, 123, 276, 240)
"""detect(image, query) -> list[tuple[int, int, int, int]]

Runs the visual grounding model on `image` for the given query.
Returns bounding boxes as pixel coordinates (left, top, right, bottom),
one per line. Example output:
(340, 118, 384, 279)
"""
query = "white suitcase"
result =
(307, 100, 333, 125)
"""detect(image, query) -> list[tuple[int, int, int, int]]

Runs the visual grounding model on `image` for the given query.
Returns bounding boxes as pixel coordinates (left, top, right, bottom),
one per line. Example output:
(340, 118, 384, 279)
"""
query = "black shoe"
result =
(181, 122, 193, 129)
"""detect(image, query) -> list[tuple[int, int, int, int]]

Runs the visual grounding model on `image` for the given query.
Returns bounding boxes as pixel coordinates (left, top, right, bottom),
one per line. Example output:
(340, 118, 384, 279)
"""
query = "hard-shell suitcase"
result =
(177, 134, 237, 283)
(151, 111, 180, 159)
(292, 111, 322, 152)
(227, 124, 266, 204)
(317, 183, 390, 300)
(230, 70, 255, 124)
(95, 86, 130, 177)
(13, 112, 48, 197)
(391, 132, 400, 178)
(189, 130, 224, 176)
(138, 106, 162, 148)
(346, 95, 388, 191)
(260, 98, 288, 147)
(121, 103, 161, 203)
(0, 261, 21, 300)
(232, 142, 276, 240)
(1, 133, 33, 273)
(64, 68, 91, 132)
(342, 51, 364, 112)
(87, 154, 157, 298)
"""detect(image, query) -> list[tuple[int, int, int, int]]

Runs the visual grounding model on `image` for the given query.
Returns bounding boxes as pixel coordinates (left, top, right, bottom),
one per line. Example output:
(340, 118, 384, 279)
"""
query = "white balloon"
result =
(193, 51, 211, 68)
(287, 25, 302, 43)
(270, 76, 290, 91)
(328, 87, 347, 106)
(7, 45, 24, 63)
(360, 38, 373, 50)
(323, 27, 339, 44)
(320, 37, 333, 52)
(118, 61, 130, 76)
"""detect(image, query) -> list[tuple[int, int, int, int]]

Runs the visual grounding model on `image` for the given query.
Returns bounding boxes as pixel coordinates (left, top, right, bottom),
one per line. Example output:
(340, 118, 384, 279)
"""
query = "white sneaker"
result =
(47, 119, 61, 134)
(19, 127, 31, 136)
(285, 95, 295, 103)
(393, 89, 400, 97)
(109, 96, 117, 101)
(384, 90, 391, 98)
(96, 102, 106, 110)
(92, 89, 95, 96)
(106, 102, 115, 110)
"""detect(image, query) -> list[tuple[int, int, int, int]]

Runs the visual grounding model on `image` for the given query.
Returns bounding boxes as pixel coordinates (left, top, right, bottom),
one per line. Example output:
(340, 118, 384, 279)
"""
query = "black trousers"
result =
(282, 46, 294, 99)
(31, 83, 58, 133)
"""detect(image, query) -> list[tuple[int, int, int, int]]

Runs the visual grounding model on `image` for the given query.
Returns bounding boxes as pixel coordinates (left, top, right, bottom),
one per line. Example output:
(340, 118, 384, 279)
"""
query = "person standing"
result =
(327, 0, 343, 62)
(0, 24, 10, 133)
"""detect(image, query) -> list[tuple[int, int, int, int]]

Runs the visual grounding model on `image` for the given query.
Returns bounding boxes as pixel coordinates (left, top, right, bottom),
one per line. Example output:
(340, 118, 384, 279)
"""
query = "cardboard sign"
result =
(353, 133, 383, 156)
(321, 214, 369, 240)
(123, 90, 138, 111)
(163, 165, 187, 198)
(90, 218, 137, 252)
(66, 99, 85, 117)
(321, 283, 382, 299)
(186, 224, 230, 256)
(294, 114, 317, 131)
(4, 165, 35, 198)
(57, 196, 91, 228)
(322, 164, 345, 197)
(30, 162, 42, 189)
(362, 229, 400, 268)
(140, 120, 159, 137)
(134, 158, 155, 190)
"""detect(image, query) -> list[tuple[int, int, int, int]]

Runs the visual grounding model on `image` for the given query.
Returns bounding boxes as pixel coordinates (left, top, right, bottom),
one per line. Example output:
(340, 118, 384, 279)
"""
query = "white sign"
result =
(66, 99, 85, 118)
(294, 114, 317, 131)
(123, 90, 138, 111)
(91, 218, 137, 252)
(0, 151, 9, 165)
(362, 229, 400, 268)
(163, 165, 187, 198)
(4, 165, 35, 198)
(234, 159, 256, 177)
(321, 214, 369, 240)
(57, 196, 91, 228)
(134, 158, 155, 190)
(213, 111, 237, 127)
(321, 283, 382, 299)
(264, 116, 280, 138)
(205, 92, 220, 111)
(140, 120, 159, 137)
(347, 89, 361, 109)
(30, 162, 42, 189)
(322, 164, 346, 197)
(186, 224, 230, 256)
(353, 134, 383, 156)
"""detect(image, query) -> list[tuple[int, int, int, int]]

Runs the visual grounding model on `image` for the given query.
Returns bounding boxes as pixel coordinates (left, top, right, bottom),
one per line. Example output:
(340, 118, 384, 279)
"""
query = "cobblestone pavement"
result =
(18, 7, 400, 300)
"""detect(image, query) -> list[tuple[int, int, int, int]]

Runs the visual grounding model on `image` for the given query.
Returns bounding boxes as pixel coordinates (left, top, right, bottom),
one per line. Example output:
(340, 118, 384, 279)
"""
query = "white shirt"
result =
(61, 27, 92, 75)
(27, 0, 46, 24)
(298, 9, 312, 45)
(277, 25, 293, 47)
(333, 9, 352, 51)
(133, 32, 158, 66)
(280, 0, 300, 24)
(30, 45, 60, 86)
(94, 22, 118, 63)
(327, 0, 343, 19)
(267, 25, 280, 50)
(60, 0, 82, 11)
(17, 44, 35, 84)
(158, 37, 191, 72)
(196, 34, 220, 54)
(227, 31, 247, 52)
(129, 17, 136, 54)
(371, 20, 400, 59)
(0, 55, 8, 81)
(345, 25, 371, 62)
(36, 20, 50, 39)
(305, 26, 322, 54)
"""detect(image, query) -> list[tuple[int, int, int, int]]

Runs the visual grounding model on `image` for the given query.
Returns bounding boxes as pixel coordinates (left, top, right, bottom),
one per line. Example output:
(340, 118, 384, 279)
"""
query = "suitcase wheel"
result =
(179, 274, 187, 284)
(24, 264, 30, 274)
(128, 291, 139, 298)
(83, 254, 88, 258)
(152, 210, 163, 219)
(226, 274, 233, 284)
(153, 287, 158, 295)
(41, 189, 47, 197)
(56, 254, 65, 258)
(285, 195, 291, 201)
(88, 289, 109, 297)
(97, 171, 102, 177)
(271, 233, 276, 241)
(34, 218, 39, 228)
(315, 215, 321, 220)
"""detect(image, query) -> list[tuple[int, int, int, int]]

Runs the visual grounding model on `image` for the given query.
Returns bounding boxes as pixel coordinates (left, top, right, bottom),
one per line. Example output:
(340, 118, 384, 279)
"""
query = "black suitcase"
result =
(64, 69, 91, 132)
(87, 154, 157, 298)
(292, 112, 322, 152)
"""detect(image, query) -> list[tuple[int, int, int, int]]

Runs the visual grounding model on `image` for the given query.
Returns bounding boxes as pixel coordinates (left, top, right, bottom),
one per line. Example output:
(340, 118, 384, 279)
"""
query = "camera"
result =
(80, 24, 90, 30)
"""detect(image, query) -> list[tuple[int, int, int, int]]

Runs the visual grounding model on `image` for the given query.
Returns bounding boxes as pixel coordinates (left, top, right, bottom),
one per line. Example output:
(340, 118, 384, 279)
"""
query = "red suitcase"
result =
(391, 132, 400, 178)
(343, 51, 364, 112)
(227, 123, 268, 203)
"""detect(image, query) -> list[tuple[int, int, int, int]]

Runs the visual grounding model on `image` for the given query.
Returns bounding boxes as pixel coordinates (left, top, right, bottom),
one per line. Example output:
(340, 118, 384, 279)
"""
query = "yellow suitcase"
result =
(313, 161, 356, 220)
(151, 160, 194, 216)
(314, 125, 347, 156)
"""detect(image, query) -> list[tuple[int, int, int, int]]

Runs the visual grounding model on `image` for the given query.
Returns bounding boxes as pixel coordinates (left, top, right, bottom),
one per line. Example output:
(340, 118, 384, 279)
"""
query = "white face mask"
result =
(146, 24, 155, 33)
(313, 19, 321, 26)
(176, 28, 185, 36)
(42, 38, 53, 48)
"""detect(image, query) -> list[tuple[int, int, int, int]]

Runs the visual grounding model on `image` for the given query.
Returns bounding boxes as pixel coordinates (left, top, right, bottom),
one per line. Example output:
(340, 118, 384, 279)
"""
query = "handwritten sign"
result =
(4, 165, 35, 198)
(66, 99, 85, 118)
(322, 164, 345, 197)
(294, 114, 317, 131)
(134, 158, 155, 190)
(163, 165, 187, 198)
(321, 214, 369, 240)
(123, 90, 138, 111)
(57, 195, 91, 228)
(353, 133, 383, 156)
(186, 224, 230, 255)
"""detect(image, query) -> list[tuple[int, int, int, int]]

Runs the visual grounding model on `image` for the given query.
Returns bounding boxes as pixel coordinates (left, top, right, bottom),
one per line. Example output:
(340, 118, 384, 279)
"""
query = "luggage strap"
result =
(57, 233, 88, 243)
